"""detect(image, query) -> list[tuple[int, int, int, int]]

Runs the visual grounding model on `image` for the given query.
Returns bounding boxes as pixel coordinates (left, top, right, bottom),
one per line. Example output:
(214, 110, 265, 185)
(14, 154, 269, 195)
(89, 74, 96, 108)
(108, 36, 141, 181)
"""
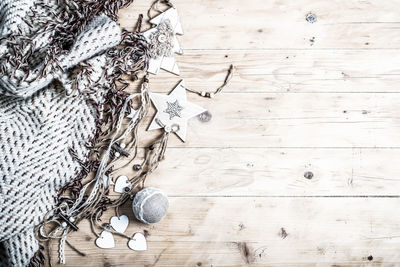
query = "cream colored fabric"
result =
(0, 0, 134, 265)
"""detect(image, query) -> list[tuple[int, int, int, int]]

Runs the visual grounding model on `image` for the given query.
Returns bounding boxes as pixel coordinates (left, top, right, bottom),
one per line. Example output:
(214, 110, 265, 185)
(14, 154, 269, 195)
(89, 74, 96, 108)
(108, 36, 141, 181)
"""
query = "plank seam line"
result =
(167, 195, 400, 198)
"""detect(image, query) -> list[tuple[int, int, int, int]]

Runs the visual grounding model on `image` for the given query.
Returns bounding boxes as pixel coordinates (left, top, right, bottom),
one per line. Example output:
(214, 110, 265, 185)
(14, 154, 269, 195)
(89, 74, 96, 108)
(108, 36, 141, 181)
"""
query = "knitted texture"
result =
(0, 0, 147, 266)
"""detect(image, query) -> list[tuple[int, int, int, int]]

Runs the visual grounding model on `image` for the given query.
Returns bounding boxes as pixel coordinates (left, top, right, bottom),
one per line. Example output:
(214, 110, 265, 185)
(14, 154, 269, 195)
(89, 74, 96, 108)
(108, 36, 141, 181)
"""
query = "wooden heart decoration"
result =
(128, 232, 147, 251)
(110, 215, 129, 233)
(95, 230, 115, 249)
(114, 175, 132, 193)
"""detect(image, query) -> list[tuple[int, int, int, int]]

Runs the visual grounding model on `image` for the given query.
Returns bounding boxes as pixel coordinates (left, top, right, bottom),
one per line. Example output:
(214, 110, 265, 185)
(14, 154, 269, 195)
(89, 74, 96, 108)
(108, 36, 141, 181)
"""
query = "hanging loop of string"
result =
(147, 0, 174, 19)
(183, 64, 235, 98)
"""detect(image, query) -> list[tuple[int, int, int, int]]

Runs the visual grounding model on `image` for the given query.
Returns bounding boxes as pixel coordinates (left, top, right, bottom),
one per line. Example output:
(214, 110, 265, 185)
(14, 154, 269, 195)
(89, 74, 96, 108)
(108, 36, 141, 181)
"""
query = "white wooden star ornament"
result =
(143, 7, 183, 75)
(148, 80, 206, 142)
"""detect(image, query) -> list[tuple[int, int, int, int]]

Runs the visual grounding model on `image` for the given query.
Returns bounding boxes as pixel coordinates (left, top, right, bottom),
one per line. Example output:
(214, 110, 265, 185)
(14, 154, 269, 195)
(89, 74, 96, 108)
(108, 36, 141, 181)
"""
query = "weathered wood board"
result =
(55, 0, 400, 266)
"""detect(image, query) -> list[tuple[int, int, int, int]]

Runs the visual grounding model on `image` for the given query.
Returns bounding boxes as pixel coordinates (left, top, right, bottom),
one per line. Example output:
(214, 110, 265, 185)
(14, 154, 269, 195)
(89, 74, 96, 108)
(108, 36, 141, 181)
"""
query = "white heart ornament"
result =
(128, 233, 147, 251)
(108, 175, 115, 185)
(114, 175, 132, 193)
(110, 215, 129, 233)
(95, 230, 115, 249)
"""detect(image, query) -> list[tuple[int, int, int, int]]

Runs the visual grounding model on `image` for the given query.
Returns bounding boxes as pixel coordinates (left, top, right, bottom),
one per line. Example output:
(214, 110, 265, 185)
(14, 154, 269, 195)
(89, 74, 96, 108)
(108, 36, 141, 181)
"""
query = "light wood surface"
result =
(56, 0, 400, 266)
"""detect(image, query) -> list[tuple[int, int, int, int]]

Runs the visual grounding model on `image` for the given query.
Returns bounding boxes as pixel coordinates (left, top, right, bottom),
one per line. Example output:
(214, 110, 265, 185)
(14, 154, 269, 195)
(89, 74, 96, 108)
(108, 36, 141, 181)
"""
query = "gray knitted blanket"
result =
(0, 0, 148, 266)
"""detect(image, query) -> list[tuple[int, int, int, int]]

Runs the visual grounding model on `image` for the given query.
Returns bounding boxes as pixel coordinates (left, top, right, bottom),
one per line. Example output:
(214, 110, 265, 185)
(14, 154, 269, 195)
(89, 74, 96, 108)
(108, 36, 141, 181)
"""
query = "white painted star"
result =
(148, 80, 206, 142)
(142, 7, 183, 75)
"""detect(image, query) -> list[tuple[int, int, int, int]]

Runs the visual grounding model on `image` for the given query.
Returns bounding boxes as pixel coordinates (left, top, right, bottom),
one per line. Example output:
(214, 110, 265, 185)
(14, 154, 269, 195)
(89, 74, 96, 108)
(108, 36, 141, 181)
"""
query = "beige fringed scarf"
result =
(0, 0, 149, 266)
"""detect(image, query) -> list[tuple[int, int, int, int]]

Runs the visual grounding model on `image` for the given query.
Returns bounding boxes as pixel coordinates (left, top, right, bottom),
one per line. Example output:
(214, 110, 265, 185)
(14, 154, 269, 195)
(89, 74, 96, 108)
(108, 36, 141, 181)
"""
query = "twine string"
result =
(183, 64, 235, 98)
(37, 77, 150, 243)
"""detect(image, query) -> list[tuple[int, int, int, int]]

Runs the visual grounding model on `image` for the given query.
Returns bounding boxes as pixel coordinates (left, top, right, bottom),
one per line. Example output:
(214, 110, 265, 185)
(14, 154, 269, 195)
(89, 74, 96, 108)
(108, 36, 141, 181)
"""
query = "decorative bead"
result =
(201, 91, 206, 97)
(171, 124, 180, 132)
(61, 222, 67, 228)
(209, 92, 215, 98)
(120, 143, 126, 149)
(124, 187, 131, 192)
(69, 217, 75, 223)
(115, 152, 120, 158)
(157, 34, 167, 43)
(133, 164, 141, 171)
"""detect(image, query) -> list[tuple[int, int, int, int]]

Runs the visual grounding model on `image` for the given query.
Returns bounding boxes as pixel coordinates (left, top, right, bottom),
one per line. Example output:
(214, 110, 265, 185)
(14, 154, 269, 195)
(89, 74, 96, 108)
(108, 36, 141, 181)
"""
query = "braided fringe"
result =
(33, 5, 152, 266)
(58, 31, 150, 200)
(27, 245, 44, 267)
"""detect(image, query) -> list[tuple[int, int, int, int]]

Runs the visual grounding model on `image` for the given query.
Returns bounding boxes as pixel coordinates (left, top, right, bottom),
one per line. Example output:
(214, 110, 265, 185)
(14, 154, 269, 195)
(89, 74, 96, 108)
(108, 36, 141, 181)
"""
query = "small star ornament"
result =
(143, 7, 183, 75)
(148, 80, 206, 142)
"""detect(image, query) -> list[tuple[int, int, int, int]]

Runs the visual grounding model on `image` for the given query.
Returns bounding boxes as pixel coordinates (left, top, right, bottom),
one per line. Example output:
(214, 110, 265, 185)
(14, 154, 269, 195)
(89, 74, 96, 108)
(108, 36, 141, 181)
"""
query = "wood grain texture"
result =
(57, 198, 400, 266)
(59, 0, 400, 266)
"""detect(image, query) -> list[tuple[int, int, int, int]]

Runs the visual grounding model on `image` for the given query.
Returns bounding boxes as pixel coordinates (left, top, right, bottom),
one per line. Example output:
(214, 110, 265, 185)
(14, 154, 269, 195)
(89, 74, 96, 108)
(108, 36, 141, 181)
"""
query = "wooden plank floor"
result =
(56, 0, 400, 266)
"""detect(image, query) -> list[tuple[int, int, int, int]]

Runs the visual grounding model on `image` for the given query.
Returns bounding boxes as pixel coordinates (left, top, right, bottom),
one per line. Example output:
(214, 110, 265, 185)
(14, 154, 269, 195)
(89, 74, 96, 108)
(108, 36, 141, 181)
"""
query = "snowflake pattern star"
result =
(142, 7, 183, 75)
(148, 80, 206, 142)
(149, 19, 174, 59)
(164, 100, 183, 120)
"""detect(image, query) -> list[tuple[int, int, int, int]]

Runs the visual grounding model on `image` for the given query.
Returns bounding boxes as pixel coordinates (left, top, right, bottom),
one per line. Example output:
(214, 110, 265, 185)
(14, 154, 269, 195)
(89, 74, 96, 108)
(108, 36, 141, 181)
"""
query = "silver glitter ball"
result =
(132, 187, 169, 224)
(198, 111, 212, 123)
